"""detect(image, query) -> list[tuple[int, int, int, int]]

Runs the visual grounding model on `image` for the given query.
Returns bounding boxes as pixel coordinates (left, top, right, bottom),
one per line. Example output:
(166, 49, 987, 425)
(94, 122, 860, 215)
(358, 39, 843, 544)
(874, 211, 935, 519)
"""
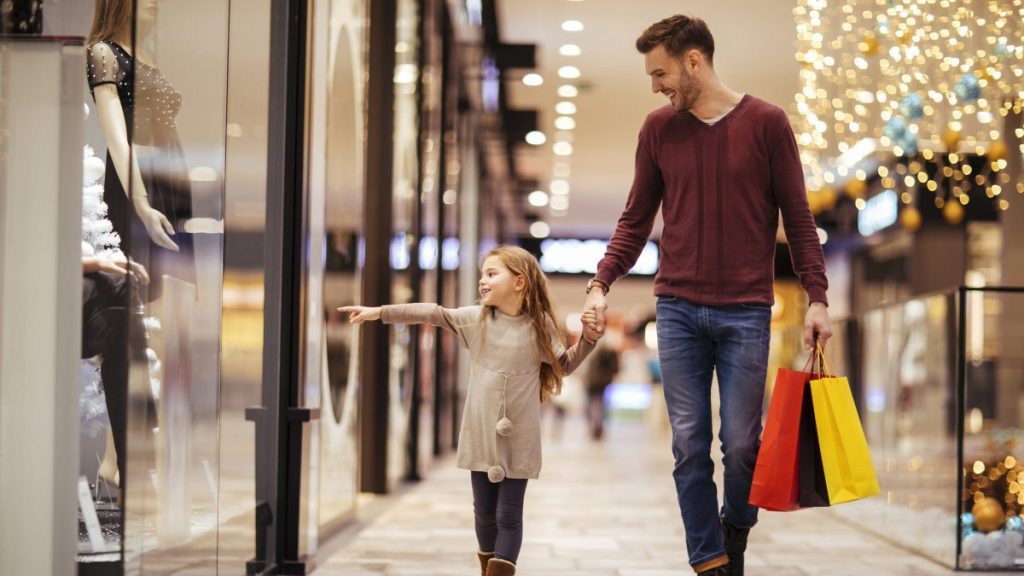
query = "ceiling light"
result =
(561, 20, 584, 32)
(555, 101, 577, 115)
(528, 190, 550, 207)
(553, 141, 574, 156)
(522, 73, 544, 86)
(525, 130, 547, 145)
(550, 179, 570, 195)
(550, 196, 570, 210)
(558, 85, 578, 98)
(560, 44, 581, 57)
(530, 221, 551, 239)
(558, 66, 580, 79)
(555, 116, 576, 130)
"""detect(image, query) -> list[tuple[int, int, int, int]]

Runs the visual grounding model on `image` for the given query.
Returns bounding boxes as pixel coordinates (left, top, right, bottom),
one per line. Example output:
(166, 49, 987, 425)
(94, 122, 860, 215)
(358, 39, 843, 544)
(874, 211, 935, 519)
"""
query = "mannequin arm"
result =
(93, 85, 179, 251)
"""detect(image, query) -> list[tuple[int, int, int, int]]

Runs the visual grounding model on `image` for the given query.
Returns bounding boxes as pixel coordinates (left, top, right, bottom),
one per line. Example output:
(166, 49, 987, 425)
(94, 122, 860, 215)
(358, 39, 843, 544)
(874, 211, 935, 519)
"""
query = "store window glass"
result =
(316, 0, 365, 531)
(387, 0, 421, 484)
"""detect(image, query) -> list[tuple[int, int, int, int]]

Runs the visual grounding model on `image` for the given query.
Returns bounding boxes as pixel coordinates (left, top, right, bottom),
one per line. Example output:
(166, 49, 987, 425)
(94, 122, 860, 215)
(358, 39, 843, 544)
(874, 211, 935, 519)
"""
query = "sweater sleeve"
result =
(558, 337, 596, 376)
(381, 304, 480, 349)
(595, 114, 664, 288)
(769, 111, 829, 306)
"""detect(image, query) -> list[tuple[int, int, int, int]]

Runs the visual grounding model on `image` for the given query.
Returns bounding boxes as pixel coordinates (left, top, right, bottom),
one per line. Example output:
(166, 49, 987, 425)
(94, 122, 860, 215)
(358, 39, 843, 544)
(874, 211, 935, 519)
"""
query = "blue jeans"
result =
(656, 297, 771, 568)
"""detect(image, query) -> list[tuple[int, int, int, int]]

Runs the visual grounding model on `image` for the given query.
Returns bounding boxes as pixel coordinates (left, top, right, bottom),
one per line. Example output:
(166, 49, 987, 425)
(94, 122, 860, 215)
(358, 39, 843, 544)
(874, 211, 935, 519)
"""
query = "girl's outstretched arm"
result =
(339, 303, 480, 348)
(338, 306, 382, 324)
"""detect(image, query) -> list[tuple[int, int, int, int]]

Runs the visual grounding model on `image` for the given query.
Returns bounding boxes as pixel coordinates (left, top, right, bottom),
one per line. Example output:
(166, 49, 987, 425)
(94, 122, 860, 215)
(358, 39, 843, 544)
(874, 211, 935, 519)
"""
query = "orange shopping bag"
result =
(749, 350, 825, 511)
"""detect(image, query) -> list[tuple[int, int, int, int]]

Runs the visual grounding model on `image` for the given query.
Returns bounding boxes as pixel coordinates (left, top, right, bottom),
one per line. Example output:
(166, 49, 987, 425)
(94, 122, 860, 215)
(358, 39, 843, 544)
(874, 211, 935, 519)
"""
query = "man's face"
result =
(644, 45, 702, 113)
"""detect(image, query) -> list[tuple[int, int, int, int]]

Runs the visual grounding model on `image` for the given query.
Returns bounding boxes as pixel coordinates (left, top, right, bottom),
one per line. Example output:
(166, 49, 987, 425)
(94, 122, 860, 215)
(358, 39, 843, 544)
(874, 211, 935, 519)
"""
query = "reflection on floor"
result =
(317, 414, 1015, 576)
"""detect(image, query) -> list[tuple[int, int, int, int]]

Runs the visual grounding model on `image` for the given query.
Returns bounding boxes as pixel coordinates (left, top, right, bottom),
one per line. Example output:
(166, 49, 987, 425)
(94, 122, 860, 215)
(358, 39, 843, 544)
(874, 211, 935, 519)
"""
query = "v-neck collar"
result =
(682, 93, 751, 129)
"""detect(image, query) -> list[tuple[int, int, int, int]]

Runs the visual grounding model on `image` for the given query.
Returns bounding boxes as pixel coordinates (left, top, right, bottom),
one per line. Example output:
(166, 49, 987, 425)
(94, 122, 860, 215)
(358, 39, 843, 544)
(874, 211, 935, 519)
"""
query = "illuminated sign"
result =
(391, 234, 461, 271)
(537, 238, 659, 276)
(857, 189, 899, 236)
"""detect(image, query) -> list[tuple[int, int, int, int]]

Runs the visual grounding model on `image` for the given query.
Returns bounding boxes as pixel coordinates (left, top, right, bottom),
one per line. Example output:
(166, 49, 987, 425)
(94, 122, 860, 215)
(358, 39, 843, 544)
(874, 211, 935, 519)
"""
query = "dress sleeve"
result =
(87, 42, 126, 90)
(381, 303, 481, 349)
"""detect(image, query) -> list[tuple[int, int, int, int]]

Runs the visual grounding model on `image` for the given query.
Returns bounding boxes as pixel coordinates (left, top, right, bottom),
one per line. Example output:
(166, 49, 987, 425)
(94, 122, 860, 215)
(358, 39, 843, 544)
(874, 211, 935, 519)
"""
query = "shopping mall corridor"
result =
(316, 413, 977, 576)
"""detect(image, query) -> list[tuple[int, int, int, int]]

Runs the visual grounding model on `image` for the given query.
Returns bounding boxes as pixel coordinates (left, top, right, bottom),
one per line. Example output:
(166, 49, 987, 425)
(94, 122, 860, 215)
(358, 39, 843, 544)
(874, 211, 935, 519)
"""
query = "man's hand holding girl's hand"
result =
(580, 310, 603, 343)
(338, 306, 382, 324)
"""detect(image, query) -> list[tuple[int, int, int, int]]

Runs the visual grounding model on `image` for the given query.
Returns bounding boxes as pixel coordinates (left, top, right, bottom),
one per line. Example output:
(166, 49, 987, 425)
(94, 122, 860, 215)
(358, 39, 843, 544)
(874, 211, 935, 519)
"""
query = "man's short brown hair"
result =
(635, 15, 715, 64)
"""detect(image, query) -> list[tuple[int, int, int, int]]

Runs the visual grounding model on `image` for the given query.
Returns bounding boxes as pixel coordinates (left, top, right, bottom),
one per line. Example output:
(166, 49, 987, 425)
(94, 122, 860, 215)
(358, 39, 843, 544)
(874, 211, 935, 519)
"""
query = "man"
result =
(581, 15, 832, 576)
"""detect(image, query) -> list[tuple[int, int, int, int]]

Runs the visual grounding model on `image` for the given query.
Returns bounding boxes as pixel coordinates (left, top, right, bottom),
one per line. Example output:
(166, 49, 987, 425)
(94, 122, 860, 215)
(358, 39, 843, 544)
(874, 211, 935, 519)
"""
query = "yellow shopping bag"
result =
(809, 345, 881, 505)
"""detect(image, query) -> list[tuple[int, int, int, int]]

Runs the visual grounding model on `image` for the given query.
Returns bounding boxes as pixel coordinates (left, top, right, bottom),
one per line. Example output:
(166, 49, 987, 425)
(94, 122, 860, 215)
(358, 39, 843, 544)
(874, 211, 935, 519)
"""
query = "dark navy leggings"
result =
(471, 472, 528, 563)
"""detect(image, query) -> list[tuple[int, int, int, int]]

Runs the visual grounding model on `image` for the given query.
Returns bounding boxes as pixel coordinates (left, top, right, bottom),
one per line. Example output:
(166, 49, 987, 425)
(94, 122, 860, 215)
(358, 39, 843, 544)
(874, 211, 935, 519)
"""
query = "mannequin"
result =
(86, 0, 196, 303)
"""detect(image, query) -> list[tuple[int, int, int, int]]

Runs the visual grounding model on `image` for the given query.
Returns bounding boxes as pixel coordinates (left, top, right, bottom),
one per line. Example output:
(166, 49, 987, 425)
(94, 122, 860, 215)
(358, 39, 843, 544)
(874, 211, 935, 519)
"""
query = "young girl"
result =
(340, 246, 601, 576)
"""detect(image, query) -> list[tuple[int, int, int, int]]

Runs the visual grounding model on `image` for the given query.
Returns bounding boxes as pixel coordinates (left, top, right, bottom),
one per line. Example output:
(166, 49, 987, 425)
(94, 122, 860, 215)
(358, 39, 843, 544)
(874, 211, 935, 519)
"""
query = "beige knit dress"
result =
(382, 304, 595, 481)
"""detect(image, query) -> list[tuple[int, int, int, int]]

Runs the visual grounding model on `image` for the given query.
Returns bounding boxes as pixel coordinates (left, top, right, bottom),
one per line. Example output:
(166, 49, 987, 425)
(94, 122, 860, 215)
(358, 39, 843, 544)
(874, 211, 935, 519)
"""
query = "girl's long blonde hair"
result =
(479, 246, 566, 402)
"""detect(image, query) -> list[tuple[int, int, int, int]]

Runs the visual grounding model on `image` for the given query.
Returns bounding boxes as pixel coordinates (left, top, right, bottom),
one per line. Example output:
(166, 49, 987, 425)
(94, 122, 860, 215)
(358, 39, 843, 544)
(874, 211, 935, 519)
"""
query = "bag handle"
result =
(801, 342, 827, 376)
(815, 340, 833, 377)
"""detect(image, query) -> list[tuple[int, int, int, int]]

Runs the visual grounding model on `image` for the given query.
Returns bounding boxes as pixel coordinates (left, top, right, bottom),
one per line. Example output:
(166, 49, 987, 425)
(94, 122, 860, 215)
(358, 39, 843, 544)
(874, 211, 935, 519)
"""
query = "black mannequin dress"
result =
(86, 40, 195, 303)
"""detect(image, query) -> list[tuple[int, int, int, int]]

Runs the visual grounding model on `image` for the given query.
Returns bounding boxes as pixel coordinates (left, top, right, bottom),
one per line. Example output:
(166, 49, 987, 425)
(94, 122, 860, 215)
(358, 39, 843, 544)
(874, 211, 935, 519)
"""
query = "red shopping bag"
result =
(749, 352, 824, 511)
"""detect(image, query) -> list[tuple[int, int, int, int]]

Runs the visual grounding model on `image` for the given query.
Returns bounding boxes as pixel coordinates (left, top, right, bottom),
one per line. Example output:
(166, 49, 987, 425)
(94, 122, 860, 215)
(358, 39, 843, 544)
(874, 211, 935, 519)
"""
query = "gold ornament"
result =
(859, 34, 880, 57)
(844, 179, 867, 199)
(900, 207, 922, 231)
(943, 199, 964, 225)
(942, 128, 962, 152)
(973, 497, 1006, 533)
(988, 140, 1008, 162)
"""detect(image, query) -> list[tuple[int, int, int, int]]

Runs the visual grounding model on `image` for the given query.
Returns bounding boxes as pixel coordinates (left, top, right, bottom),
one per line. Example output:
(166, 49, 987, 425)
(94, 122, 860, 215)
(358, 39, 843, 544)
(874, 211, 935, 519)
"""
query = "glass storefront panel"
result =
(959, 289, 1024, 570)
(314, 0, 365, 531)
(97, 0, 231, 570)
(386, 0, 421, 486)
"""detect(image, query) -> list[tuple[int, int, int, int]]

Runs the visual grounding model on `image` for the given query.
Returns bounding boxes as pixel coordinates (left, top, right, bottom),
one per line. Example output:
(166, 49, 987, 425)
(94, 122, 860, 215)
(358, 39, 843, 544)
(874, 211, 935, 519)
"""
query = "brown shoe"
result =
(485, 557, 516, 576)
(477, 551, 495, 576)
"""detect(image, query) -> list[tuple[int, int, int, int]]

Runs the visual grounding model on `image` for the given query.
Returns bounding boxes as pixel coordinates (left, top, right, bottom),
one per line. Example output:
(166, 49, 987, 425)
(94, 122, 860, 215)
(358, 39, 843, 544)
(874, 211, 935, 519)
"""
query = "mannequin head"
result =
(88, 0, 160, 45)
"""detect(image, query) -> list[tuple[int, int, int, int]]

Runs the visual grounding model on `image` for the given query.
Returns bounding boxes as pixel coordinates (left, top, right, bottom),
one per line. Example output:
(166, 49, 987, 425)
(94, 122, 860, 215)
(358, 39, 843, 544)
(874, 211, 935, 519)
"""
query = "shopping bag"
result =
(809, 346, 881, 505)
(797, 380, 830, 508)
(749, 350, 824, 511)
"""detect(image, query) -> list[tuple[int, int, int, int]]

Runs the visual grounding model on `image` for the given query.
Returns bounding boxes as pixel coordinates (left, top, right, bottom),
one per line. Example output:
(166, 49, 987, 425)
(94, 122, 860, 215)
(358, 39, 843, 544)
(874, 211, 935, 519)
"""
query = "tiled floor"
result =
(317, 414, 1011, 576)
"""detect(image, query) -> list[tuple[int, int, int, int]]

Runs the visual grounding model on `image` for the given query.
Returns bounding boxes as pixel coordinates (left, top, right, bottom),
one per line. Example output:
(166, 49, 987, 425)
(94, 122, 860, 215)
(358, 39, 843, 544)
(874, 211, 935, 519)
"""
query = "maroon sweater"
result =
(596, 95, 828, 307)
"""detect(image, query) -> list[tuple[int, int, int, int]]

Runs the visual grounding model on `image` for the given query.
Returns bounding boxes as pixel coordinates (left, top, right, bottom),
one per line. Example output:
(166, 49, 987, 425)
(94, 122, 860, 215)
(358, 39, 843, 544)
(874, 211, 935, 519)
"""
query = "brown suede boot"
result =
(477, 551, 495, 576)
(485, 557, 516, 576)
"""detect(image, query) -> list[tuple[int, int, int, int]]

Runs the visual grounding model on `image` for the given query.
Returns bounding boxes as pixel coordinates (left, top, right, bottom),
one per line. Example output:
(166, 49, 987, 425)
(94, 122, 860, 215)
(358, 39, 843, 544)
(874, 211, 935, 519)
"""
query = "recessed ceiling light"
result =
(558, 85, 578, 98)
(530, 221, 551, 239)
(555, 116, 576, 130)
(550, 196, 570, 211)
(555, 101, 577, 115)
(528, 190, 550, 207)
(553, 141, 574, 156)
(560, 44, 581, 57)
(561, 20, 584, 32)
(525, 130, 547, 145)
(558, 66, 580, 79)
(550, 179, 570, 195)
(522, 73, 544, 86)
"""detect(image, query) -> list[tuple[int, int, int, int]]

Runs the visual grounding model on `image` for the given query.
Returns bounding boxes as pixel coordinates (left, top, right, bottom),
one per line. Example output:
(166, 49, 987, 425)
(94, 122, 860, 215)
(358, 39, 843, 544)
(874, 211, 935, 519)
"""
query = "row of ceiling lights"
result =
(521, 13, 585, 239)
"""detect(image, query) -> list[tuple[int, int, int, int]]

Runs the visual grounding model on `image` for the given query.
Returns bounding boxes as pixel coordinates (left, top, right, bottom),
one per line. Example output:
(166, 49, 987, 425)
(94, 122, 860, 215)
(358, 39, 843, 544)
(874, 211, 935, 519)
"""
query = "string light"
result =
(792, 0, 1024, 221)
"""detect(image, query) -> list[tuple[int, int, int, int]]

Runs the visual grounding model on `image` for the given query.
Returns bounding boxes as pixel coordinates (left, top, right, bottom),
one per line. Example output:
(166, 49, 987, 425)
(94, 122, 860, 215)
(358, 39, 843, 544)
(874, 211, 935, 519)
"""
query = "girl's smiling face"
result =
(478, 255, 523, 312)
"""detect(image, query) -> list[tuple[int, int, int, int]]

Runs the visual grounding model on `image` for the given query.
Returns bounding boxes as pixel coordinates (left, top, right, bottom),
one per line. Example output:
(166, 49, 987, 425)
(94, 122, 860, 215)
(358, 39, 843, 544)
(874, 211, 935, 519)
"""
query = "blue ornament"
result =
(899, 93, 924, 120)
(954, 73, 981, 102)
(883, 117, 907, 141)
(896, 133, 918, 157)
(1007, 516, 1024, 532)
(962, 512, 976, 527)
